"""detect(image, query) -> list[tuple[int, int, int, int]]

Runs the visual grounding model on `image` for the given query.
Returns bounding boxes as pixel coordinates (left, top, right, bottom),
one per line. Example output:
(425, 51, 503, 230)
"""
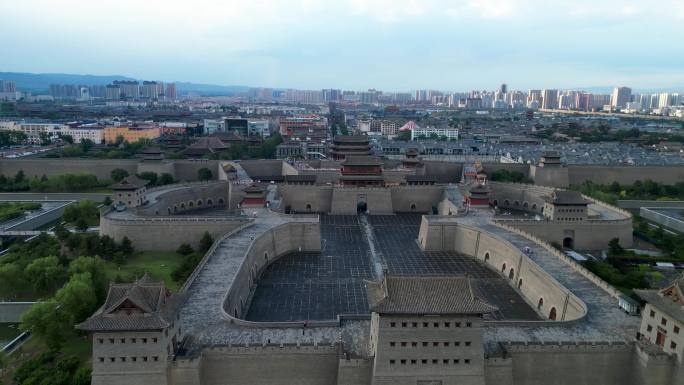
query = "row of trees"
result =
(0, 230, 134, 299)
(489, 169, 533, 184)
(0, 171, 106, 193)
(574, 180, 684, 205)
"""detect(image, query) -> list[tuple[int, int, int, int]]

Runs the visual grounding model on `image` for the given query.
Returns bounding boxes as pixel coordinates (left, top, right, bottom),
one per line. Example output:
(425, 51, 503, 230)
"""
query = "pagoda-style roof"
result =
(342, 155, 381, 167)
(367, 276, 497, 315)
(77, 274, 183, 332)
(141, 147, 162, 154)
(182, 136, 229, 156)
(546, 190, 587, 206)
(405, 148, 419, 157)
(110, 175, 150, 190)
(209, 131, 243, 143)
(243, 184, 266, 194)
(635, 273, 684, 323)
(332, 135, 370, 144)
(468, 183, 491, 196)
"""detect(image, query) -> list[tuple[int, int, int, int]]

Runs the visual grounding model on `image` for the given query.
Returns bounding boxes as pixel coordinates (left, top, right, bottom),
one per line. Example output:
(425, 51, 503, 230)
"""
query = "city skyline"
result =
(2, 0, 684, 91)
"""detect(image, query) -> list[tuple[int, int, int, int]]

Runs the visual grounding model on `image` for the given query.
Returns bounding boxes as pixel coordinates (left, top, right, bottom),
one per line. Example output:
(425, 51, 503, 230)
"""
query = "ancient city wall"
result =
(492, 221, 623, 300)
(567, 165, 684, 186)
(495, 342, 637, 385)
(330, 188, 393, 215)
(100, 214, 249, 251)
(488, 182, 633, 249)
(136, 182, 229, 216)
(0, 158, 139, 180)
(172, 160, 219, 181)
(488, 182, 553, 212)
(279, 185, 445, 215)
(418, 218, 586, 322)
(496, 218, 633, 250)
(280, 185, 334, 213)
(222, 220, 322, 324)
(177, 344, 339, 385)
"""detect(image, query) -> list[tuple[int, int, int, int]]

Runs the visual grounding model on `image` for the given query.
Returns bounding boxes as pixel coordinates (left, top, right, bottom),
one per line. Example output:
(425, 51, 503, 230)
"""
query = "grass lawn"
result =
(103, 251, 184, 291)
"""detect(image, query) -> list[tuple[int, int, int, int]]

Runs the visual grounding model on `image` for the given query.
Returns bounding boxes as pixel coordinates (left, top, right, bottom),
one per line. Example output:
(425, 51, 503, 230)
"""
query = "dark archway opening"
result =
(357, 201, 367, 213)
(549, 307, 557, 321)
(508, 268, 515, 280)
(563, 237, 574, 249)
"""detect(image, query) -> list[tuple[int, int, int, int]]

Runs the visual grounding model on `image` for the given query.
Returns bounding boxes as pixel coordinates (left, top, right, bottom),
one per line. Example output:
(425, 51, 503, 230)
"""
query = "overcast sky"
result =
(1, 0, 683, 91)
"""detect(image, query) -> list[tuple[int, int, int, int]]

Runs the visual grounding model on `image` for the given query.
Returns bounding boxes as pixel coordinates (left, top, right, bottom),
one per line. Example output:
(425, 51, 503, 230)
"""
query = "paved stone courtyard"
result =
(245, 214, 539, 322)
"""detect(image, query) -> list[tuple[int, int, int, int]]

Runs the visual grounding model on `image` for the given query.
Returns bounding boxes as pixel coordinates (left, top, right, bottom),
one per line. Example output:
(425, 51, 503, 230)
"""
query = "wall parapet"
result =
(492, 221, 623, 300)
(180, 220, 255, 293)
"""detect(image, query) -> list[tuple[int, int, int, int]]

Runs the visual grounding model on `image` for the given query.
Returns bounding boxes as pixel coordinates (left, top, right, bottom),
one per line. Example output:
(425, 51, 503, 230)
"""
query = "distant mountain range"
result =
(0, 72, 250, 96)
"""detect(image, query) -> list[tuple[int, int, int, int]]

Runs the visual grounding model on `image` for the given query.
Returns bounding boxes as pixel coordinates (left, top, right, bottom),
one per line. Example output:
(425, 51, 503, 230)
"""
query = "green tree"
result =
(197, 167, 213, 181)
(55, 272, 98, 323)
(53, 221, 71, 241)
(395, 130, 411, 141)
(14, 170, 25, 184)
(137, 171, 158, 186)
(24, 256, 65, 292)
(119, 236, 134, 255)
(68, 256, 107, 301)
(0, 262, 24, 294)
(79, 138, 94, 153)
(608, 238, 623, 255)
(59, 134, 74, 144)
(103, 196, 113, 206)
(62, 200, 99, 229)
(176, 243, 194, 256)
(158, 173, 175, 185)
(199, 232, 214, 254)
(38, 132, 52, 146)
(20, 300, 70, 349)
(110, 168, 129, 182)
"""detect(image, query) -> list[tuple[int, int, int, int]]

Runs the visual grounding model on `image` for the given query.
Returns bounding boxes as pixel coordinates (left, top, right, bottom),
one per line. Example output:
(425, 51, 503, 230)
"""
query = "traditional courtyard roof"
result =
(182, 136, 229, 156)
(635, 273, 684, 323)
(77, 273, 183, 332)
(366, 276, 497, 315)
(110, 175, 150, 190)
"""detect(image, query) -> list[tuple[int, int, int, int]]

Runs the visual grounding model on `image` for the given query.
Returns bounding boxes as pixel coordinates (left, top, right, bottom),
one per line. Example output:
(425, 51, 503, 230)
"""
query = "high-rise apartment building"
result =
(113, 80, 140, 99)
(610, 86, 632, 109)
(105, 85, 121, 100)
(0, 80, 16, 93)
(527, 90, 542, 108)
(165, 83, 177, 100)
(141, 81, 160, 99)
(541, 89, 558, 109)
